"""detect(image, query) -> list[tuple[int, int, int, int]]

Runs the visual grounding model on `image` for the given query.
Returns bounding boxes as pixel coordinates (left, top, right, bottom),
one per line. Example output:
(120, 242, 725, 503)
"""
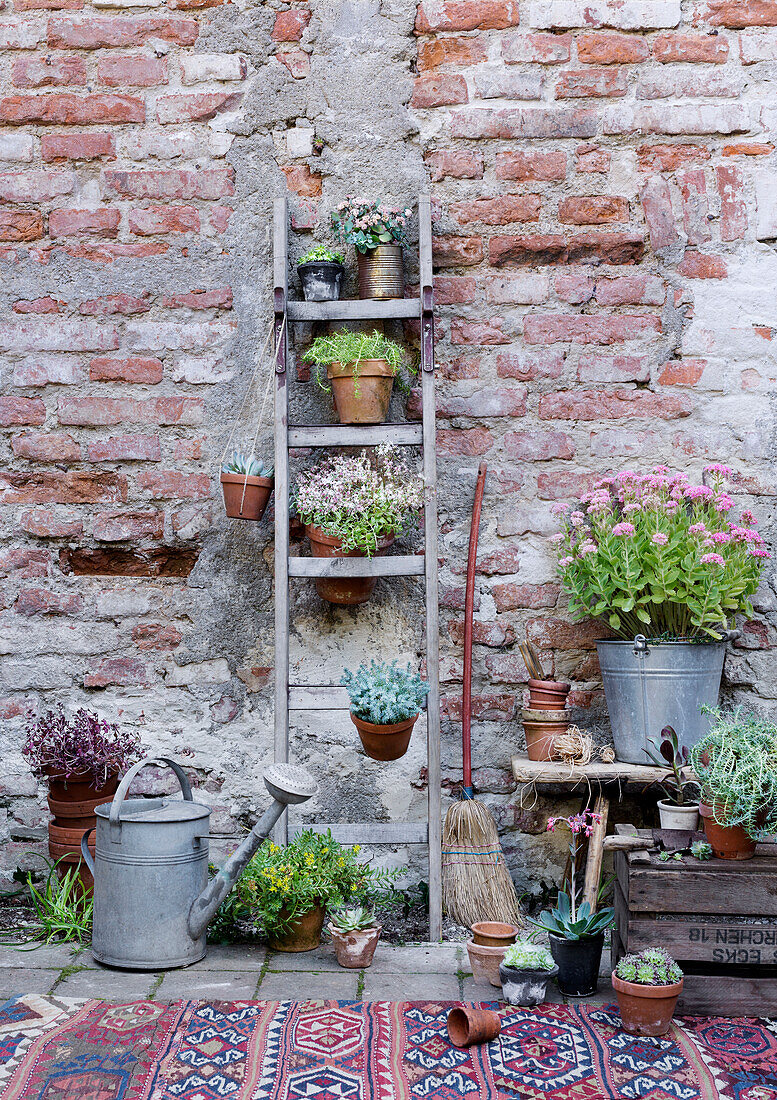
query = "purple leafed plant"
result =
(23, 706, 141, 786)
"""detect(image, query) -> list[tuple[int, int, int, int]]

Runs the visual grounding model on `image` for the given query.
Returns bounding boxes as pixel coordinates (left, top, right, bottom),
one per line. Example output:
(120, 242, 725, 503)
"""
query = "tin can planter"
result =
(268, 903, 326, 953)
(466, 939, 508, 987)
(658, 800, 700, 832)
(596, 639, 725, 765)
(327, 359, 395, 425)
(298, 260, 345, 302)
(351, 712, 418, 761)
(305, 524, 393, 605)
(523, 711, 569, 762)
(549, 933, 604, 997)
(528, 679, 570, 711)
(357, 244, 404, 299)
(220, 472, 274, 521)
(329, 924, 382, 968)
(499, 961, 559, 1007)
(612, 973, 683, 1037)
(447, 1006, 501, 1047)
(47, 770, 119, 892)
(471, 921, 521, 948)
(699, 802, 756, 860)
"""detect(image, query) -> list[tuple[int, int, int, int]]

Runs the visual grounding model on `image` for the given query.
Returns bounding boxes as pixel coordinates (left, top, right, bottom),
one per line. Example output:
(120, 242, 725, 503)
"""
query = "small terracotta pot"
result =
(699, 802, 756, 860)
(357, 244, 404, 300)
(527, 679, 570, 711)
(306, 524, 393, 605)
(46, 771, 118, 894)
(471, 921, 521, 948)
(220, 472, 274, 521)
(466, 939, 508, 987)
(268, 903, 326, 952)
(351, 712, 418, 761)
(328, 924, 381, 968)
(523, 712, 569, 762)
(612, 973, 683, 1037)
(327, 359, 396, 425)
(447, 1006, 501, 1048)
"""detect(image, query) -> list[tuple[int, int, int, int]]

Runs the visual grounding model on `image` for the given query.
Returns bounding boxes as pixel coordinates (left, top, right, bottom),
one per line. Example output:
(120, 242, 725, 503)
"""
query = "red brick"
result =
(577, 31, 649, 63)
(678, 169, 711, 245)
(0, 547, 51, 577)
(723, 142, 773, 156)
(104, 168, 234, 200)
(560, 195, 629, 224)
(492, 582, 560, 612)
(677, 250, 727, 277)
(137, 469, 210, 499)
(0, 397, 46, 427)
(57, 241, 168, 262)
(576, 143, 610, 172)
(79, 294, 150, 317)
(432, 235, 483, 267)
(437, 386, 527, 416)
(41, 132, 115, 161)
(556, 68, 628, 97)
(156, 92, 241, 124)
(450, 194, 540, 225)
(504, 430, 574, 460)
(449, 619, 515, 647)
(84, 658, 148, 688)
(439, 355, 481, 379)
(490, 230, 645, 267)
(47, 15, 198, 47)
(716, 165, 747, 239)
(0, 211, 44, 242)
(48, 208, 120, 238)
(637, 143, 710, 171)
(576, 353, 650, 382)
(489, 233, 566, 266)
(486, 272, 549, 304)
(418, 35, 487, 69)
(58, 396, 203, 426)
(13, 297, 62, 314)
(87, 434, 161, 461)
(0, 93, 144, 125)
(415, 0, 519, 31)
(12, 54, 86, 87)
(276, 47, 310, 78)
(174, 438, 204, 460)
(162, 287, 233, 310)
(653, 31, 728, 61)
(497, 351, 564, 379)
(451, 106, 596, 139)
(525, 313, 660, 344)
(0, 170, 73, 203)
(433, 275, 477, 304)
(129, 206, 200, 235)
(539, 388, 691, 420)
(272, 8, 311, 40)
(441, 694, 515, 721)
(132, 623, 182, 650)
(281, 165, 321, 198)
(495, 149, 566, 180)
(501, 31, 571, 63)
(19, 508, 83, 536)
(411, 73, 468, 108)
(89, 356, 163, 383)
(658, 359, 706, 385)
(94, 509, 163, 540)
(639, 176, 679, 249)
(12, 432, 80, 460)
(701, 0, 777, 27)
(15, 0, 82, 8)
(0, 470, 126, 504)
(595, 273, 665, 305)
(436, 427, 493, 454)
(450, 318, 510, 345)
(14, 358, 83, 385)
(0, 319, 118, 352)
(15, 588, 82, 615)
(98, 54, 168, 87)
(554, 270, 594, 303)
(425, 149, 484, 180)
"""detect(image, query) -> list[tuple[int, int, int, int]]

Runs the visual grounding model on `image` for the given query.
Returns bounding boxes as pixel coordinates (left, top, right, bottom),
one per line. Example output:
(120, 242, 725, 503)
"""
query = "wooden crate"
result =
(613, 828, 777, 1016)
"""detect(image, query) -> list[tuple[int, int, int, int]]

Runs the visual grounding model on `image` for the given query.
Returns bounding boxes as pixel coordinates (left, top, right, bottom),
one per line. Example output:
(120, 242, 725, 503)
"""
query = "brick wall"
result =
(0, 0, 774, 895)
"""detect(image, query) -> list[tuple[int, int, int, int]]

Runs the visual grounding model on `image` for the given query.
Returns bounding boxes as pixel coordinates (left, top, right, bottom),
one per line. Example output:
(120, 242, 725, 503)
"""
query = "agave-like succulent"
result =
(221, 451, 273, 478)
(690, 840, 713, 861)
(329, 905, 376, 933)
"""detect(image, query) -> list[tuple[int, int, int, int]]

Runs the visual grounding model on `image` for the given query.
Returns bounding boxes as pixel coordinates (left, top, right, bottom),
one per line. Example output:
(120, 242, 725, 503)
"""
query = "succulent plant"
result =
(23, 707, 141, 787)
(329, 905, 376, 933)
(615, 947, 682, 987)
(690, 840, 713, 860)
(221, 451, 273, 478)
(298, 245, 345, 266)
(502, 940, 555, 971)
(342, 660, 430, 725)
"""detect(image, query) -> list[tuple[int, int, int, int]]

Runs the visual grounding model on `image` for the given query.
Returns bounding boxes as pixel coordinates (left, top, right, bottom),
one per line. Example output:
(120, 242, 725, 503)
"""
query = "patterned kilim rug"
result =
(0, 995, 775, 1099)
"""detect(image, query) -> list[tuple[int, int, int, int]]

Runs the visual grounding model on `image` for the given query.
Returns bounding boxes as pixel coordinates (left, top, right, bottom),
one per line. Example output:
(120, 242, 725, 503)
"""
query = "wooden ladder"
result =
(272, 193, 442, 941)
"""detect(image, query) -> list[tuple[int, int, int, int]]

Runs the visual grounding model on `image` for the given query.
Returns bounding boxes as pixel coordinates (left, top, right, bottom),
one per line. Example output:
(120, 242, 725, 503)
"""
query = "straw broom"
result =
(442, 462, 522, 928)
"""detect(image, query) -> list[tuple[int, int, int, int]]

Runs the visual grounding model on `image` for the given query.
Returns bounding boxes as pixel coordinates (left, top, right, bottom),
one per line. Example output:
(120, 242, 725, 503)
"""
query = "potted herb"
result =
(499, 940, 559, 1006)
(552, 464, 769, 763)
(342, 659, 430, 761)
(220, 452, 274, 521)
(303, 329, 412, 425)
(23, 707, 141, 888)
(331, 196, 411, 299)
(527, 810, 614, 997)
(690, 707, 777, 860)
(645, 725, 701, 831)
(328, 904, 382, 968)
(612, 948, 684, 1036)
(294, 448, 424, 604)
(297, 245, 345, 302)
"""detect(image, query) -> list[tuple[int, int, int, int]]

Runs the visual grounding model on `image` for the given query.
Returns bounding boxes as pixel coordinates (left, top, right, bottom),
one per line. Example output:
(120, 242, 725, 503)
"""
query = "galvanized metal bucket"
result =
(596, 637, 726, 765)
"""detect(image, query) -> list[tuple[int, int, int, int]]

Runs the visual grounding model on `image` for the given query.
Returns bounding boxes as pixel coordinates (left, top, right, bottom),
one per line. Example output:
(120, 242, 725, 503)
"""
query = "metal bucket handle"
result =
(109, 757, 193, 830)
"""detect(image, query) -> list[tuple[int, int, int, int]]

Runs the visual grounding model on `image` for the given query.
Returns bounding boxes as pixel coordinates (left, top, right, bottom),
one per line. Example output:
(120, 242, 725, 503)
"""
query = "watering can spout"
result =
(187, 763, 317, 942)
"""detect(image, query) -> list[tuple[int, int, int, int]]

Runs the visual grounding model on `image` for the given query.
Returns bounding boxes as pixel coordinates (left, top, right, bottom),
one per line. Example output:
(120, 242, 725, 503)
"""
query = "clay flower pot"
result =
(658, 800, 700, 833)
(357, 243, 404, 299)
(220, 472, 274, 521)
(268, 903, 326, 952)
(305, 524, 393, 605)
(699, 802, 756, 860)
(612, 973, 683, 1037)
(499, 961, 559, 1007)
(527, 679, 570, 711)
(327, 359, 396, 425)
(328, 924, 381, 968)
(471, 921, 521, 948)
(46, 770, 119, 892)
(447, 1006, 501, 1047)
(466, 939, 508, 987)
(351, 712, 418, 761)
(523, 710, 570, 762)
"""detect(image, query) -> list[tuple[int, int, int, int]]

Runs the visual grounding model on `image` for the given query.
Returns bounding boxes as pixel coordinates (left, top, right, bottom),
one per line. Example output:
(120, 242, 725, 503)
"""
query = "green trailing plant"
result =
(24, 859, 93, 945)
(298, 245, 345, 266)
(329, 904, 376, 933)
(342, 660, 430, 725)
(221, 451, 273, 478)
(502, 941, 555, 971)
(331, 197, 411, 253)
(645, 725, 700, 806)
(690, 706, 777, 839)
(690, 840, 713, 861)
(302, 330, 413, 394)
(615, 948, 683, 986)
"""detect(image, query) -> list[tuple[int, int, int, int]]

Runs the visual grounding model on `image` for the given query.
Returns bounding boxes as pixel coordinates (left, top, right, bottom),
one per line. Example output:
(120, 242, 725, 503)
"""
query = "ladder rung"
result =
(288, 822, 429, 844)
(289, 685, 429, 711)
(288, 555, 424, 579)
(289, 424, 423, 448)
(287, 298, 421, 323)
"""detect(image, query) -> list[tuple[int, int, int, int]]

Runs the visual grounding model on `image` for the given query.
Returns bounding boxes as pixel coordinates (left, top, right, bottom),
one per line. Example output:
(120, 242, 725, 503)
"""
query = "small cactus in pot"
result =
(327, 905, 382, 969)
(220, 451, 274, 521)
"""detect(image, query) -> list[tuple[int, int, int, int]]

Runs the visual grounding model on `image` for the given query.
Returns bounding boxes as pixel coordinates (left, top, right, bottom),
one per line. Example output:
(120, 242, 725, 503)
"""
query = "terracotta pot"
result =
(268, 903, 326, 952)
(306, 524, 394, 605)
(351, 712, 417, 761)
(466, 939, 508, 987)
(220, 472, 274, 521)
(471, 921, 521, 948)
(699, 801, 756, 860)
(447, 1006, 501, 1047)
(658, 800, 700, 833)
(523, 712, 569, 762)
(612, 973, 683, 1037)
(357, 244, 404, 299)
(46, 771, 118, 893)
(328, 924, 381, 968)
(527, 679, 570, 711)
(327, 359, 395, 425)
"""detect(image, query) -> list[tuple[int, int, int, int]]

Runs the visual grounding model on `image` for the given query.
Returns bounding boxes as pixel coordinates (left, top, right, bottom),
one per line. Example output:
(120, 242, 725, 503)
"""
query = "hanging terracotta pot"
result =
(305, 524, 393, 605)
(699, 802, 756, 860)
(527, 679, 570, 711)
(357, 244, 404, 299)
(351, 712, 418, 761)
(46, 770, 119, 892)
(268, 903, 326, 952)
(221, 472, 274, 521)
(523, 711, 569, 762)
(327, 359, 395, 425)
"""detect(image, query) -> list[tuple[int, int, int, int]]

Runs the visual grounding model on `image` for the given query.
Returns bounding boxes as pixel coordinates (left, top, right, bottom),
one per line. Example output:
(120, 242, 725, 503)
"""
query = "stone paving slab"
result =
(53, 966, 161, 1000)
(0, 968, 58, 997)
(257, 970, 360, 1000)
(265, 944, 341, 972)
(0, 943, 79, 969)
(367, 944, 463, 974)
(361, 973, 461, 1002)
(194, 944, 267, 971)
(157, 969, 260, 1001)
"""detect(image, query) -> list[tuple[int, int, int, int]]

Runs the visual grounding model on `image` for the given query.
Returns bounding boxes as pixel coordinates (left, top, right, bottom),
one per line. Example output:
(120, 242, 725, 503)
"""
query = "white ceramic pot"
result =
(658, 800, 700, 832)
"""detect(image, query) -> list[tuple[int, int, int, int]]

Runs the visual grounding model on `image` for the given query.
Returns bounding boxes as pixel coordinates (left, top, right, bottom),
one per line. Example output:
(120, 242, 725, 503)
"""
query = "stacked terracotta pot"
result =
(523, 680, 571, 762)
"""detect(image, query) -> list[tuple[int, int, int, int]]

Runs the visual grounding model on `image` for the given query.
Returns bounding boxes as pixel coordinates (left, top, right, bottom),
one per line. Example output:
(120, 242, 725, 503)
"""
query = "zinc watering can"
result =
(81, 756, 316, 970)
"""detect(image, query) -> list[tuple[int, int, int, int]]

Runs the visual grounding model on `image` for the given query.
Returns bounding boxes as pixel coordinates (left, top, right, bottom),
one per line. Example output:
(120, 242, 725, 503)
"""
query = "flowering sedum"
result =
(331, 197, 412, 253)
(552, 465, 769, 640)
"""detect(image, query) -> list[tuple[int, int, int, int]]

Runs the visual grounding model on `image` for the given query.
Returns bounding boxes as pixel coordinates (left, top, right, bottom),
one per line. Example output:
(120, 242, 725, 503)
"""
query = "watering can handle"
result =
(109, 757, 193, 828)
(80, 827, 95, 875)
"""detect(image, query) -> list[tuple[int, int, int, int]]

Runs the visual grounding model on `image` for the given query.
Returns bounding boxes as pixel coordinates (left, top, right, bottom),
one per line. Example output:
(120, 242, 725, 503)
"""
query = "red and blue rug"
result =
(0, 995, 775, 1099)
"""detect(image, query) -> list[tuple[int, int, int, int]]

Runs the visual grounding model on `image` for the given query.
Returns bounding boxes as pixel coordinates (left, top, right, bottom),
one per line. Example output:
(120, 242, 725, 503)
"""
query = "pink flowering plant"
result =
(528, 811, 614, 941)
(23, 707, 141, 786)
(552, 465, 770, 640)
(331, 197, 412, 253)
(294, 446, 424, 556)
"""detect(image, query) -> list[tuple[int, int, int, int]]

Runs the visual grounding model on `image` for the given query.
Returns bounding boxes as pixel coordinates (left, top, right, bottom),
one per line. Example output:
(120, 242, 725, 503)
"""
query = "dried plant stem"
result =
(442, 800, 522, 928)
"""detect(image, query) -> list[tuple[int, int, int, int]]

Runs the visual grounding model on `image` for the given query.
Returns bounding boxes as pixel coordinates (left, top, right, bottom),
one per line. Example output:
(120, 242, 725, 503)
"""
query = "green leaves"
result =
(526, 889, 615, 941)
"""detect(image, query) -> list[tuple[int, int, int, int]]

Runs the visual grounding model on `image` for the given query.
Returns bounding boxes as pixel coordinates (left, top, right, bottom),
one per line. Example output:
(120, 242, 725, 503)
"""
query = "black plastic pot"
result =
(298, 261, 344, 302)
(499, 962, 559, 1006)
(549, 932, 604, 997)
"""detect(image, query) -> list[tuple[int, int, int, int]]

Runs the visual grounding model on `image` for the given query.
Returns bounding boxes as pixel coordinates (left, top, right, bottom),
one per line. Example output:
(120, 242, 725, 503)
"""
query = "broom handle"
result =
(462, 461, 487, 799)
